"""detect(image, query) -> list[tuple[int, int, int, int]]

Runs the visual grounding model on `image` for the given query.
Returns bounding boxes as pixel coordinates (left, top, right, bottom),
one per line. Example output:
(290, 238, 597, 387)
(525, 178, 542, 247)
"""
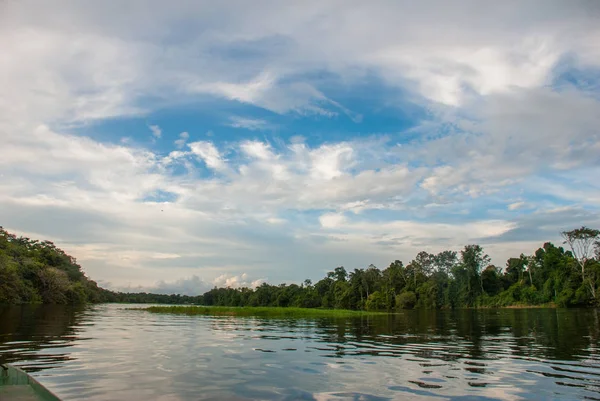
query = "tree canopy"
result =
(0, 227, 112, 304)
(1, 226, 599, 308)
(200, 232, 600, 310)
(561, 227, 600, 299)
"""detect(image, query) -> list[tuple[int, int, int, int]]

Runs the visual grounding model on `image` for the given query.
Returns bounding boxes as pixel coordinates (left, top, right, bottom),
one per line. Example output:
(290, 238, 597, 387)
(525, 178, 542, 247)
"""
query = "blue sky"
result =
(1, 0, 599, 294)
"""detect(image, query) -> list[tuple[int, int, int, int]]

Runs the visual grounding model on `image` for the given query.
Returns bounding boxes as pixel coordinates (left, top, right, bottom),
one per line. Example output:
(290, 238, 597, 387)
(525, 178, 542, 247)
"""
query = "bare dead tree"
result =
(562, 227, 600, 299)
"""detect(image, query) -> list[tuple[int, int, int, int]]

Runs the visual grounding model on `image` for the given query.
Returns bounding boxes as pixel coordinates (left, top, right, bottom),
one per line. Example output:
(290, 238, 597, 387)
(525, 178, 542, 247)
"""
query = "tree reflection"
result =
(0, 305, 89, 371)
(308, 309, 600, 362)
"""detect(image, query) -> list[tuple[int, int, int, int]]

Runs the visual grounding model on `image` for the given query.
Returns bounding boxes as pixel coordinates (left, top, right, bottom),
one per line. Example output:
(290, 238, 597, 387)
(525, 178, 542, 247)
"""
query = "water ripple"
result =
(1, 305, 600, 401)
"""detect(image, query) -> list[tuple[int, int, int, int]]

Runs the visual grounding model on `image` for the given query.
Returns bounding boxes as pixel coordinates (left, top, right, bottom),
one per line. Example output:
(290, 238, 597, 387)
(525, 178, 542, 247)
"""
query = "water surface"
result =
(1, 305, 599, 400)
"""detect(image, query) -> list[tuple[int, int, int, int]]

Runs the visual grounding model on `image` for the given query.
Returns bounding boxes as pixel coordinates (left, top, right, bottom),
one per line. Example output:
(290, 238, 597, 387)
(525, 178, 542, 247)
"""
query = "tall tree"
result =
(434, 250, 458, 276)
(363, 264, 382, 299)
(414, 251, 435, 277)
(505, 255, 527, 286)
(460, 244, 491, 305)
(382, 261, 406, 296)
(332, 266, 348, 282)
(562, 227, 600, 298)
(349, 268, 366, 307)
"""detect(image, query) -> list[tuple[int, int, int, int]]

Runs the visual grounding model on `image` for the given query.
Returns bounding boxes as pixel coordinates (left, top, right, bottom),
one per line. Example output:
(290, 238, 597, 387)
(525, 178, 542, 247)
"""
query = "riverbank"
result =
(144, 306, 386, 317)
(490, 303, 558, 309)
(141, 304, 584, 317)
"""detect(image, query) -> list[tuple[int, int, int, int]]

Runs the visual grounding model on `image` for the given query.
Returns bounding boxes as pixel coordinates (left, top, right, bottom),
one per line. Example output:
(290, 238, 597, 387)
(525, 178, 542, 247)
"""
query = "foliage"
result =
(107, 292, 204, 304)
(561, 227, 600, 299)
(0, 227, 113, 304)
(365, 291, 386, 310)
(396, 291, 417, 310)
(145, 306, 384, 318)
(2, 226, 599, 309)
(194, 232, 600, 310)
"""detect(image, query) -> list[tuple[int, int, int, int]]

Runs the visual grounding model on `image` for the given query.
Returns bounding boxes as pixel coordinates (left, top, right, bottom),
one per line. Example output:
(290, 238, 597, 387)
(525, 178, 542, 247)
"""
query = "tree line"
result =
(0, 227, 205, 305)
(0, 227, 112, 303)
(1, 226, 599, 308)
(201, 227, 600, 309)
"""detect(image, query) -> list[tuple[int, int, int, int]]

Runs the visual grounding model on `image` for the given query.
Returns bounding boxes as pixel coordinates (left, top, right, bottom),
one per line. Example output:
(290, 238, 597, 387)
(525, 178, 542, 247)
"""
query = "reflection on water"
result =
(1, 305, 599, 401)
(0, 305, 91, 372)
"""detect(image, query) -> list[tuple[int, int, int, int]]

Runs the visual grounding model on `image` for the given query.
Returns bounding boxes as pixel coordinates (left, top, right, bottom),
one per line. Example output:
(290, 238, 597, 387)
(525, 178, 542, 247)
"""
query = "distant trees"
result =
(2, 226, 599, 308)
(198, 229, 600, 310)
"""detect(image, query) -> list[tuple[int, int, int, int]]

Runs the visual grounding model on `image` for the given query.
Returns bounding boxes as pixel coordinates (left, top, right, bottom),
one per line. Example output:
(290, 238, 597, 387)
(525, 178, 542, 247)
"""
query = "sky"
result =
(1, 0, 599, 295)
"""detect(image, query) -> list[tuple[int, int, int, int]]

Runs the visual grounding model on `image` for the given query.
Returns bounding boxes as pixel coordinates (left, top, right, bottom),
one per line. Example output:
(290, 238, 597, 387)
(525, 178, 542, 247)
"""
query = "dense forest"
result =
(201, 227, 600, 309)
(1, 226, 599, 309)
(0, 227, 204, 305)
(0, 227, 113, 303)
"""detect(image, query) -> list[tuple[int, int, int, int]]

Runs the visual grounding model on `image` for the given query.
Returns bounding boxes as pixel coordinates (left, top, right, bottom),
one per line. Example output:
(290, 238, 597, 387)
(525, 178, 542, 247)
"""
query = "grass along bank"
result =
(144, 306, 386, 318)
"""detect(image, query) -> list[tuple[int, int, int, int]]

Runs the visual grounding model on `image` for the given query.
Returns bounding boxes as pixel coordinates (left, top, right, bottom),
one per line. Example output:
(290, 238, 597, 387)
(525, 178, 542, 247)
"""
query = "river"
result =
(0, 304, 599, 400)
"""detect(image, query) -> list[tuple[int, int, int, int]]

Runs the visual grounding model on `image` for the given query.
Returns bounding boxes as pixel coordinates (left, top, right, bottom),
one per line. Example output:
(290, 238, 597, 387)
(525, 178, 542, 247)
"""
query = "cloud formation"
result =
(228, 116, 274, 131)
(174, 132, 189, 149)
(114, 273, 265, 296)
(0, 1, 599, 291)
(149, 125, 162, 139)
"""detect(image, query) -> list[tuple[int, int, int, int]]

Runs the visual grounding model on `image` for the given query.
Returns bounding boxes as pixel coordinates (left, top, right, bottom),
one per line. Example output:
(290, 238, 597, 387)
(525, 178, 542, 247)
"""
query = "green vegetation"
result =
(199, 227, 600, 310)
(108, 292, 203, 304)
(0, 227, 205, 305)
(145, 305, 384, 317)
(0, 227, 112, 304)
(2, 226, 600, 309)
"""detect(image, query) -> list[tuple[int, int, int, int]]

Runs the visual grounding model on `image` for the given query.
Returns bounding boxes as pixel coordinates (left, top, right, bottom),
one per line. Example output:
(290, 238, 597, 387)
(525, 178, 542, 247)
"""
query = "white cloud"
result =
(508, 201, 526, 211)
(309, 143, 354, 180)
(412, 88, 600, 200)
(188, 141, 226, 171)
(174, 131, 189, 149)
(318, 216, 516, 250)
(5, 1, 598, 125)
(149, 124, 162, 139)
(319, 213, 347, 229)
(371, 38, 561, 106)
(212, 273, 265, 289)
(1, 1, 599, 289)
(266, 217, 286, 225)
(240, 140, 275, 161)
(119, 275, 210, 296)
(0, 125, 492, 286)
(228, 116, 273, 131)
(197, 71, 276, 105)
(115, 273, 265, 295)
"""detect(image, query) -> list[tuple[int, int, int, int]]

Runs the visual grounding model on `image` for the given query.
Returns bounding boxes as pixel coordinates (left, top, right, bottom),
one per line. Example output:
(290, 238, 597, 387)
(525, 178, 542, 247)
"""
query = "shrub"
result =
(365, 291, 386, 310)
(396, 291, 417, 310)
(557, 288, 574, 308)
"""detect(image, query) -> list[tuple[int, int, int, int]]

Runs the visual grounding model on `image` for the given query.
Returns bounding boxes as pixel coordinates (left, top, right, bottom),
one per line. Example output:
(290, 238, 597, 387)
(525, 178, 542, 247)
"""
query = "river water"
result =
(0, 305, 599, 401)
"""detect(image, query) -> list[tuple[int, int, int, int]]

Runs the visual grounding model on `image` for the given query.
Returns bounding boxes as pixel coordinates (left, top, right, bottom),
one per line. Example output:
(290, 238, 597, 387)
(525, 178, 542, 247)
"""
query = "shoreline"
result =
(139, 303, 586, 318)
(143, 305, 387, 317)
